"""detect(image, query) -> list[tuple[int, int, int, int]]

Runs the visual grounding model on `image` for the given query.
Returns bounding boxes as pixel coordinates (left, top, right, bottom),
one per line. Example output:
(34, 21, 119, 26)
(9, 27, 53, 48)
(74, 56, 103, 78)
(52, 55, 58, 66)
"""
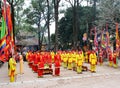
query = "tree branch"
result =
(65, 0, 74, 7)
(58, 0, 61, 3)
(13, 0, 20, 6)
(79, 0, 83, 5)
(41, 10, 47, 23)
(7, 0, 12, 4)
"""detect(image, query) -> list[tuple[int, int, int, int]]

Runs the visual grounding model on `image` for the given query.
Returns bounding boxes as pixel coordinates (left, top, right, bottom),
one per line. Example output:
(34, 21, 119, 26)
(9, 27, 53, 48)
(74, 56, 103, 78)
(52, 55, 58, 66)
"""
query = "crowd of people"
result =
(98, 48, 119, 68)
(8, 47, 119, 82)
(26, 49, 97, 77)
(26, 51, 61, 78)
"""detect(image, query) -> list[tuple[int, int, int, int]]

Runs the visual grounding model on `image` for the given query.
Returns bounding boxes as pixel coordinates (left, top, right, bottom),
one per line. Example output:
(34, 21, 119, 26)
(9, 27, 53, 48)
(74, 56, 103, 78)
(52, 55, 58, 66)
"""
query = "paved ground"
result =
(0, 61, 120, 88)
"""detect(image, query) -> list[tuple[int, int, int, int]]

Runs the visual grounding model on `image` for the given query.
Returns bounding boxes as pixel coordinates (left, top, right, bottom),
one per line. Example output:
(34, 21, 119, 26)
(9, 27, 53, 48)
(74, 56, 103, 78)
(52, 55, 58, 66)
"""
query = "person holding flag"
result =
(99, 49, 103, 65)
(113, 50, 118, 68)
(115, 23, 120, 65)
(108, 49, 113, 67)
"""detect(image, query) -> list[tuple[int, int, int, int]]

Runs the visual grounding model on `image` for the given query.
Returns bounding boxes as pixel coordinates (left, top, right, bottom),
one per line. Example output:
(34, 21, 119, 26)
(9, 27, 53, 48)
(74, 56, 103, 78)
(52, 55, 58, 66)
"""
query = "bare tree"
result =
(97, 0, 120, 34)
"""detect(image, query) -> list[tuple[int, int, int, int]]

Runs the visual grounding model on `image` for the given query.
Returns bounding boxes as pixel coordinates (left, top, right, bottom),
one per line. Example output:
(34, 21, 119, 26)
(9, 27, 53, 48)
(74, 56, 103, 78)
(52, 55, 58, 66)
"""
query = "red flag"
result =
(94, 27, 98, 47)
(7, 5, 13, 32)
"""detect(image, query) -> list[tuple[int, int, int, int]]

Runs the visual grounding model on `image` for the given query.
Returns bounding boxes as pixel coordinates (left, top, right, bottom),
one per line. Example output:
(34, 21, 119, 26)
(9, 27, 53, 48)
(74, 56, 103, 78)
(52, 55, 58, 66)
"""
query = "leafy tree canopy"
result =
(58, 6, 94, 50)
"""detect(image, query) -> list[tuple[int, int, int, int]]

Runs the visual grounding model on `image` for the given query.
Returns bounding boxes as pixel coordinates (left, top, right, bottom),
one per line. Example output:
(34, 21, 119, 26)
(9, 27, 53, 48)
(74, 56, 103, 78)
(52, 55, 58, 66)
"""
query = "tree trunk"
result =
(38, 25, 41, 50)
(55, 8, 59, 52)
(73, 6, 77, 50)
(76, 0, 79, 49)
(40, 32, 44, 50)
(72, 0, 78, 50)
(93, 0, 96, 22)
(54, 0, 60, 52)
(47, 0, 51, 51)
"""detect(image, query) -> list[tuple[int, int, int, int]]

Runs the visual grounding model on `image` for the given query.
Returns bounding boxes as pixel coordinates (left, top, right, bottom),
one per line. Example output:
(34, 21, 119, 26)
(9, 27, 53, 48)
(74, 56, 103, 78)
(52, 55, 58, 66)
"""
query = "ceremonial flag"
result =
(0, 3, 7, 53)
(0, 17, 7, 51)
(116, 23, 119, 50)
(116, 23, 119, 40)
(0, 17, 6, 39)
(6, 5, 13, 45)
(0, 39, 6, 51)
(7, 5, 13, 32)
(94, 27, 98, 51)
(106, 23, 110, 47)
(0, 0, 10, 62)
(101, 29, 106, 48)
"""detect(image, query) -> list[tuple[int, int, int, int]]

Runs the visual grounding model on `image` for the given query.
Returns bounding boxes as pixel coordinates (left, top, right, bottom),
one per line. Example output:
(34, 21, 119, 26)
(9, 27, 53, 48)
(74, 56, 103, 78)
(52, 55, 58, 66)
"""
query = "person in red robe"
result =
(108, 50, 113, 67)
(48, 52, 52, 68)
(31, 52, 36, 72)
(99, 49, 103, 65)
(33, 53, 39, 73)
(37, 54, 44, 78)
(113, 51, 118, 68)
(54, 53, 61, 76)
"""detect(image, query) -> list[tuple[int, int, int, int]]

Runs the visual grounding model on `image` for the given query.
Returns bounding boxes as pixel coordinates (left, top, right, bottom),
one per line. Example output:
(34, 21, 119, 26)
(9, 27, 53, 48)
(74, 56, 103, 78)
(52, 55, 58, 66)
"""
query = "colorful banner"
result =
(101, 28, 109, 49)
(94, 27, 98, 51)
(0, 0, 14, 62)
(116, 23, 119, 50)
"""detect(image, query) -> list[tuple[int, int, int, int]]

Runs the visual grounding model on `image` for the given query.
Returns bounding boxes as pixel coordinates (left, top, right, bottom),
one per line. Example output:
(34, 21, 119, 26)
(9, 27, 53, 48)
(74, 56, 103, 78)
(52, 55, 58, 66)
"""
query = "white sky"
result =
(23, 0, 90, 35)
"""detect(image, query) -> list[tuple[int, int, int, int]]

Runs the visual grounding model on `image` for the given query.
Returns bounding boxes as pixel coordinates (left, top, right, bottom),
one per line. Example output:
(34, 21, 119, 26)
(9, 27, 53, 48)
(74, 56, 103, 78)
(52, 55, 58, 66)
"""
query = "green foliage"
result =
(58, 6, 94, 50)
(58, 17, 73, 44)
(51, 33, 55, 44)
(14, 0, 25, 35)
(23, 0, 45, 34)
(23, 0, 54, 33)
(22, 0, 54, 50)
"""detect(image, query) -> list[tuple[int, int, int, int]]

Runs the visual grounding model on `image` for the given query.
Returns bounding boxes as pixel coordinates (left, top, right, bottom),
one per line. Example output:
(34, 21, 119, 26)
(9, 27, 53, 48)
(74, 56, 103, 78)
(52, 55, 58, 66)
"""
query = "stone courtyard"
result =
(0, 61, 120, 88)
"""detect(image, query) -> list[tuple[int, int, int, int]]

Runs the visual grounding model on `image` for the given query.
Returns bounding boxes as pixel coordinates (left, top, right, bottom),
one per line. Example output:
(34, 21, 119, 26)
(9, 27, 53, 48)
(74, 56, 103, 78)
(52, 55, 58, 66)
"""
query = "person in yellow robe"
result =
(85, 52, 89, 63)
(20, 54, 24, 74)
(72, 52, 77, 71)
(9, 57, 17, 82)
(63, 53, 68, 68)
(26, 52, 28, 61)
(60, 52, 64, 67)
(51, 51, 55, 63)
(89, 51, 97, 72)
(67, 52, 73, 70)
(76, 51, 84, 74)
